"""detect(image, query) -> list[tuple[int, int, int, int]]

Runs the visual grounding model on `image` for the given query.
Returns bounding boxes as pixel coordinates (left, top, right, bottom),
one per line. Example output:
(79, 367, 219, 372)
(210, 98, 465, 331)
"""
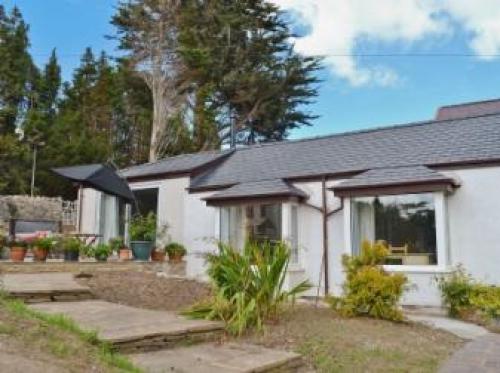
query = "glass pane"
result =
(290, 206, 299, 263)
(245, 204, 282, 244)
(351, 193, 437, 265)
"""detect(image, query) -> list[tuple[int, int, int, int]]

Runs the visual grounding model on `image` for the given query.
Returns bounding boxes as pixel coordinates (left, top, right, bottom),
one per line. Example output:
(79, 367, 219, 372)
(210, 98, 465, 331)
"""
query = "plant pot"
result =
(151, 250, 165, 262)
(33, 247, 49, 262)
(64, 251, 80, 262)
(119, 248, 131, 261)
(168, 252, 184, 263)
(130, 241, 153, 261)
(10, 247, 27, 262)
(95, 254, 108, 262)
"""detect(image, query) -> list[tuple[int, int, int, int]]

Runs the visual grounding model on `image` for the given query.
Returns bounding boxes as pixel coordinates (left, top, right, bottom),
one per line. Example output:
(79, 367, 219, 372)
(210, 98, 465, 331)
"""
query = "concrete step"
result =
(128, 342, 306, 373)
(1, 272, 94, 303)
(30, 300, 224, 353)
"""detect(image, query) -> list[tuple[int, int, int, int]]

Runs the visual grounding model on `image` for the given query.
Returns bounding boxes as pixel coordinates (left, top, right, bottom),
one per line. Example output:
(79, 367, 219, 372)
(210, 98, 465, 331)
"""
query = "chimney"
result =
(436, 98, 500, 121)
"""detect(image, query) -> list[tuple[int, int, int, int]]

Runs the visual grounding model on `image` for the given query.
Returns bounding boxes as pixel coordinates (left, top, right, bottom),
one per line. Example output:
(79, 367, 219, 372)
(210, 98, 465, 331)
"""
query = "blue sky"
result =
(5, 0, 500, 139)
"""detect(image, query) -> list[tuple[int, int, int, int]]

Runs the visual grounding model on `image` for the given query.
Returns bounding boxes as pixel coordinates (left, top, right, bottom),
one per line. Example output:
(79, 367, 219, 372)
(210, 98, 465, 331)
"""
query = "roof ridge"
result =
(438, 97, 500, 110)
(231, 111, 500, 153)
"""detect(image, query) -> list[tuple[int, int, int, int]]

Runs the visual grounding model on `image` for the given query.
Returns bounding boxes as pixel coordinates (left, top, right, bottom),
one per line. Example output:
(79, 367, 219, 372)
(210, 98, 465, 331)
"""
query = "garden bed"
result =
(75, 270, 211, 311)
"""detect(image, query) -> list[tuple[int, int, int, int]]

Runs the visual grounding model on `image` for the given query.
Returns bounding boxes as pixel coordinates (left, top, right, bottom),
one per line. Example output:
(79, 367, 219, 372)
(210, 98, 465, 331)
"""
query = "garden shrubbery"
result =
(184, 241, 311, 335)
(329, 241, 408, 321)
(436, 266, 500, 327)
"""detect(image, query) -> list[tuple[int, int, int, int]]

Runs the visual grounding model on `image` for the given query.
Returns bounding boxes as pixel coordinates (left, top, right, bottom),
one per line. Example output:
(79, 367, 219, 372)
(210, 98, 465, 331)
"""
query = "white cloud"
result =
(273, 0, 500, 86)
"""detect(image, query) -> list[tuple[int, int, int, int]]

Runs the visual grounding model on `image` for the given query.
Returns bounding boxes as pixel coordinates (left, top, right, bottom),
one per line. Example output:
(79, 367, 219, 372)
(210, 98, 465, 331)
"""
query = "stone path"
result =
(2, 272, 306, 372)
(406, 310, 500, 373)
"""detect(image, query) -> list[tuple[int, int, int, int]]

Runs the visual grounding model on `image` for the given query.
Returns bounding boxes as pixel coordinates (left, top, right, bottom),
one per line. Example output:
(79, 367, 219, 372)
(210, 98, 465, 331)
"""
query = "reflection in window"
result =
(220, 204, 282, 250)
(351, 193, 437, 265)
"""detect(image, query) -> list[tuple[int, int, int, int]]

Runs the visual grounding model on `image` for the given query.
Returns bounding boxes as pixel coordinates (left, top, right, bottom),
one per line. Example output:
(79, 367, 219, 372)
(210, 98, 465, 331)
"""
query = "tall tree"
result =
(111, 0, 184, 162)
(179, 0, 321, 146)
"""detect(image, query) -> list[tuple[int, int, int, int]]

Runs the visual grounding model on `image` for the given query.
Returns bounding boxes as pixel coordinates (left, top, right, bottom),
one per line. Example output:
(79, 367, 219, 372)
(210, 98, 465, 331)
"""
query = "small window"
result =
(351, 193, 437, 265)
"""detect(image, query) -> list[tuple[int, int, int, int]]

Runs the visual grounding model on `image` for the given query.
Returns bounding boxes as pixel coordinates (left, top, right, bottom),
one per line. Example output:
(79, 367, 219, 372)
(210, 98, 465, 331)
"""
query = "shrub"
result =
(164, 242, 186, 256)
(436, 266, 500, 323)
(129, 213, 156, 241)
(85, 244, 112, 261)
(32, 237, 55, 251)
(60, 237, 83, 252)
(330, 241, 408, 321)
(109, 237, 125, 252)
(184, 241, 311, 335)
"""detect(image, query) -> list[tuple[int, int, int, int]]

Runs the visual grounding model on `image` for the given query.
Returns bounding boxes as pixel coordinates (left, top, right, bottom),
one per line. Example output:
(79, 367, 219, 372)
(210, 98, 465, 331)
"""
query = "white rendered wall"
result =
(79, 188, 100, 235)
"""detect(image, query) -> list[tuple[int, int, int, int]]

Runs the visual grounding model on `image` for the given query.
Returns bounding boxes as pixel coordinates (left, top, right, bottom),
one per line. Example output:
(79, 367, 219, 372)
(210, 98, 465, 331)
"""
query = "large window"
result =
(351, 193, 437, 265)
(220, 203, 282, 250)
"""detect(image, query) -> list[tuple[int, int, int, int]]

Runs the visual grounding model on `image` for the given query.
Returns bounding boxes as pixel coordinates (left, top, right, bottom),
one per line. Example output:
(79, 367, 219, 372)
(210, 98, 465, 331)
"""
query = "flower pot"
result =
(119, 248, 131, 261)
(95, 254, 108, 262)
(130, 241, 153, 261)
(10, 247, 26, 262)
(33, 247, 49, 262)
(64, 251, 80, 262)
(168, 252, 184, 263)
(151, 250, 165, 262)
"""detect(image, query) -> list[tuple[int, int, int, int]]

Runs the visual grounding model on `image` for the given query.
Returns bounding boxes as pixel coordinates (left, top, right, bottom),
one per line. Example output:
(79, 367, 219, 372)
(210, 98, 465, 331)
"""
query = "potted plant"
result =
(165, 242, 186, 263)
(86, 243, 112, 262)
(129, 212, 156, 261)
(62, 237, 82, 262)
(9, 239, 28, 262)
(32, 237, 54, 262)
(109, 237, 130, 260)
(151, 247, 166, 262)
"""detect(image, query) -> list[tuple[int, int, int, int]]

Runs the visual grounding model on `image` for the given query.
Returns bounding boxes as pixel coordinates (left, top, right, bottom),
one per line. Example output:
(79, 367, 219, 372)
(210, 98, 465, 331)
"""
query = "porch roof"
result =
(331, 165, 459, 197)
(203, 179, 308, 204)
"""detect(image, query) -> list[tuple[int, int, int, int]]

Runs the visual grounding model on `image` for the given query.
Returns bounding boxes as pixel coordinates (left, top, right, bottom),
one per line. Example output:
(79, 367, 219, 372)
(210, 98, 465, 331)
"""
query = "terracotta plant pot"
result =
(168, 252, 184, 263)
(10, 247, 27, 262)
(151, 250, 165, 262)
(119, 248, 131, 261)
(33, 247, 49, 262)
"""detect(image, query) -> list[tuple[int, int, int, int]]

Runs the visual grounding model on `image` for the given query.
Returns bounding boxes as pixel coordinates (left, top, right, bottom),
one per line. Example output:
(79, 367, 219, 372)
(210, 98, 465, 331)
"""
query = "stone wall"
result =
(0, 195, 64, 236)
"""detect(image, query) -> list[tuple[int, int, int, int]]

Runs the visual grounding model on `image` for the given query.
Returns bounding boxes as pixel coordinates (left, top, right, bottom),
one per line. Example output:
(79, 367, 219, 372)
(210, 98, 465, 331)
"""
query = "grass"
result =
(241, 305, 464, 373)
(0, 292, 141, 373)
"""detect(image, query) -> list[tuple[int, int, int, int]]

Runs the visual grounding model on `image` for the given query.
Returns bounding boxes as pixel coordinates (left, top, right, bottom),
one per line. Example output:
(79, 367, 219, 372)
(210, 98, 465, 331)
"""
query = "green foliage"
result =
(109, 237, 125, 252)
(60, 237, 84, 253)
(32, 236, 55, 251)
(330, 241, 408, 321)
(184, 241, 311, 335)
(0, 134, 30, 194)
(129, 212, 156, 241)
(7, 239, 28, 248)
(164, 242, 186, 256)
(436, 266, 500, 322)
(85, 243, 112, 261)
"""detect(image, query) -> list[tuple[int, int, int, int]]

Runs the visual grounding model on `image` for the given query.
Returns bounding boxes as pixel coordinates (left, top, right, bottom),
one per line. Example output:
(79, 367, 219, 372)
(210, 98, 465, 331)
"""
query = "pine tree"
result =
(179, 0, 321, 146)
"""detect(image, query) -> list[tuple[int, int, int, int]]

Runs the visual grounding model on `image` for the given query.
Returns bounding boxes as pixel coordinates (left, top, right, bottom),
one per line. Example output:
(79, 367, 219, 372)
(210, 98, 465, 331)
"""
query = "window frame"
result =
(344, 191, 449, 273)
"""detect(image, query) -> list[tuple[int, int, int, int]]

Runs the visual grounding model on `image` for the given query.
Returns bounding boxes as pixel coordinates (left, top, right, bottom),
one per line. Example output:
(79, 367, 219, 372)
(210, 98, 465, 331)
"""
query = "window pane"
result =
(351, 193, 437, 265)
(290, 206, 299, 263)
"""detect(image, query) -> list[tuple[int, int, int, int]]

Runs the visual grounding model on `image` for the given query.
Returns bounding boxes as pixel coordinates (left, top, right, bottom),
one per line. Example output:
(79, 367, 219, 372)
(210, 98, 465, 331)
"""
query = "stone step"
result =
(128, 342, 306, 373)
(1, 272, 94, 303)
(30, 300, 225, 353)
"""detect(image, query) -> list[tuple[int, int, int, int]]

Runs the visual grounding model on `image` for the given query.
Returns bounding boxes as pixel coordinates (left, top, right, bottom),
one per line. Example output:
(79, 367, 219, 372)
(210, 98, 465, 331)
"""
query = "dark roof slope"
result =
(204, 179, 307, 203)
(190, 113, 500, 190)
(120, 150, 232, 179)
(436, 98, 500, 120)
(332, 165, 457, 191)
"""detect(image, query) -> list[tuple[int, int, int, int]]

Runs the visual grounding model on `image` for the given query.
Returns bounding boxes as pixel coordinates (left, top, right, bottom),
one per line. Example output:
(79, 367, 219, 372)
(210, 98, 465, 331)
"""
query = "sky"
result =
(4, 0, 500, 140)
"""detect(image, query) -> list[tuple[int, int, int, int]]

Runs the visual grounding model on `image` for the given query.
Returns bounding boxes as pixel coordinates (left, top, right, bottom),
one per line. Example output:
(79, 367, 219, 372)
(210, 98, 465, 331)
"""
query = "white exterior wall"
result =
(80, 187, 100, 235)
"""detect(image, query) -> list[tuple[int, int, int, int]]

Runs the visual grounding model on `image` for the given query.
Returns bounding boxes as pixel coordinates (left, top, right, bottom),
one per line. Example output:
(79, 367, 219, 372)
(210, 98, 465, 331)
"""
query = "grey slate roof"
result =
(436, 98, 500, 120)
(190, 113, 500, 190)
(332, 165, 457, 191)
(120, 150, 231, 179)
(204, 179, 308, 202)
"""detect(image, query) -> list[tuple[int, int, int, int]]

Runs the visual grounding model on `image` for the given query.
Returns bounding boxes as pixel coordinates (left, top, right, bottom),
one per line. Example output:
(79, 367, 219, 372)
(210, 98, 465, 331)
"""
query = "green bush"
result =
(60, 237, 84, 253)
(164, 242, 186, 256)
(184, 241, 311, 335)
(129, 213, 156, 241)
(329, 241, 408, 321)
(32, 237, 55, 251)
(109, 237, 125, 252)
(85, 244, 112, 261)
(436, 266, 500, 323)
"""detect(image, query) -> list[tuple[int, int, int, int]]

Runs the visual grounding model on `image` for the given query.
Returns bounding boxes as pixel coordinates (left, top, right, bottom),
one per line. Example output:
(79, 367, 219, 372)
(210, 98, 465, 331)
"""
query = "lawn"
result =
(77, 270, 463, 373)
(0, 294, 140, 373)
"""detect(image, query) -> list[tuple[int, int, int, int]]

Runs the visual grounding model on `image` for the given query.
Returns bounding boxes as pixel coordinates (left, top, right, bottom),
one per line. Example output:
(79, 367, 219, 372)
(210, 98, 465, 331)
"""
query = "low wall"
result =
(0, 261, 186, 277)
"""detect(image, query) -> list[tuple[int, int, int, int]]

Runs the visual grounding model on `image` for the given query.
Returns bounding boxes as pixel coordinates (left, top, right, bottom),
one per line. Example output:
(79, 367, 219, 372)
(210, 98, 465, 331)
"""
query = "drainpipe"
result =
(321, 176, 329, 295)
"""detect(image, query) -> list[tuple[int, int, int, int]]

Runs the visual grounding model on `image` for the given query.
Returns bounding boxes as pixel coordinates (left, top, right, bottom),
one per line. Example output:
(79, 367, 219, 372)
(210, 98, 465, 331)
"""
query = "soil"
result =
(76, 270, 212, 311)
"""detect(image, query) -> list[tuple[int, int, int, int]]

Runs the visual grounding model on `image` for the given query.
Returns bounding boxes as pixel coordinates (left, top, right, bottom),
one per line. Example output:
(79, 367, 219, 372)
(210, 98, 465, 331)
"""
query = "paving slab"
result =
(128, 342, 303, 373)
(30, 300, 224, 351)
(406, 313, 489, 340)
(1, 272, 94, 302)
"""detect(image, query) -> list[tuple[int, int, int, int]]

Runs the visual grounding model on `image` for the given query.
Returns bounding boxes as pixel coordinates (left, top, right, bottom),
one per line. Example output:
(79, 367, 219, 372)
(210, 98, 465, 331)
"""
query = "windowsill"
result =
(288, 264, 305, 272)
(383, 265, 452, 274)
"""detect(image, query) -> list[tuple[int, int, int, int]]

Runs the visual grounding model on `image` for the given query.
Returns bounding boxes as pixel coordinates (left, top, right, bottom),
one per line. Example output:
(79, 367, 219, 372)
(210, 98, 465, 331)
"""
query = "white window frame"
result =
(128, 180, 162, 244)
(344, 191, 449, 273)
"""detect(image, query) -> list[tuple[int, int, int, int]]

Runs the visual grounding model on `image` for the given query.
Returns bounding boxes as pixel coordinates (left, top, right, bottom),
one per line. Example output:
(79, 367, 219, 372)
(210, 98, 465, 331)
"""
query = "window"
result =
(351, 193, 437, 265)
(132, 188, 158, 217)
(220, 203, 282, 250)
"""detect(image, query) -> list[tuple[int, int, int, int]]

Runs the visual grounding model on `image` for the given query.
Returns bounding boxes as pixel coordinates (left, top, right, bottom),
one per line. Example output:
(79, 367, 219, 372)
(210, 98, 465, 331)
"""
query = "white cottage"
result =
(80, 98, 500, 306)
